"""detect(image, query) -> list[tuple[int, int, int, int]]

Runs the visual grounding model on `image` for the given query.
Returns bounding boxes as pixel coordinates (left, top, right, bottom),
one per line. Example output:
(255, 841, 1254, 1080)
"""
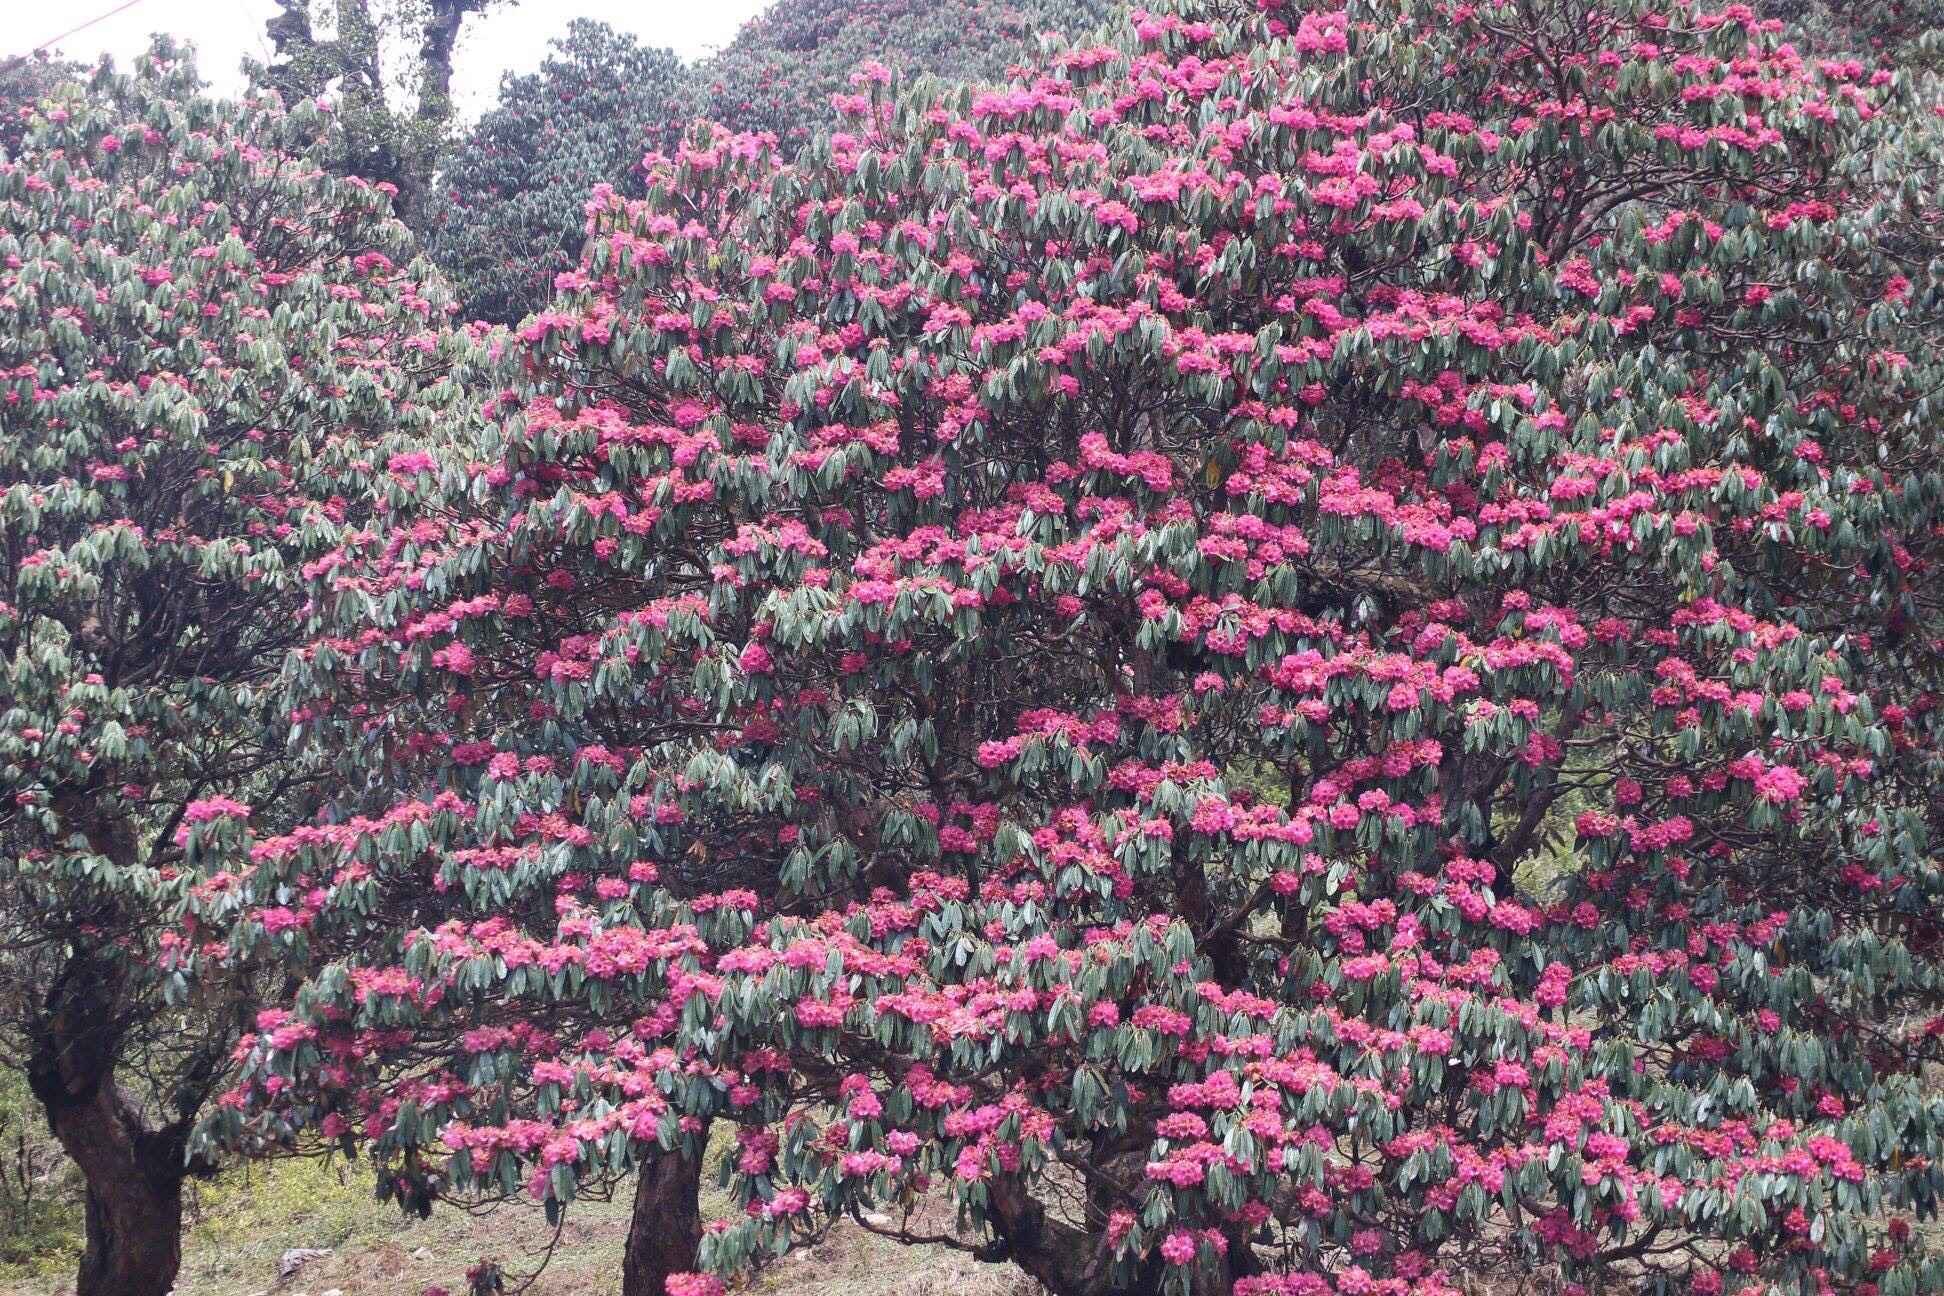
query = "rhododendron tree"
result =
(0, 52, 471, 1296)
(192, 1, 1943, 1295)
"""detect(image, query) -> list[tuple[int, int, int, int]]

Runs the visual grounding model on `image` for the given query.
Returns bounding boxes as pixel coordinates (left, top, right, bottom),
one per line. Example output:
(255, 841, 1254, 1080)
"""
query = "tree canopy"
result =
(685, 0, 1123, 152)
(423, 21, 687, 327)
(182, 3, 1944, 1296)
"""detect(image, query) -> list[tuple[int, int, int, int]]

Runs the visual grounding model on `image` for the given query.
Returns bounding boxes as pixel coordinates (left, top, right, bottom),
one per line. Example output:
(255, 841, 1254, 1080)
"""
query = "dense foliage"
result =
(185, 4, 1944, 1296)
(424, 21, 687, 327)
(0, 50, 471, 1296)
(1761, 0, 1944, 64)
(0, 54, 87, 159)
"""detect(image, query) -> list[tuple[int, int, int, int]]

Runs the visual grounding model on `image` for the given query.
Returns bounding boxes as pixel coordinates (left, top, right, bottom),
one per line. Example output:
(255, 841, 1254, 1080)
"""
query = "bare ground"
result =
(1, 1148, 1045, 1296)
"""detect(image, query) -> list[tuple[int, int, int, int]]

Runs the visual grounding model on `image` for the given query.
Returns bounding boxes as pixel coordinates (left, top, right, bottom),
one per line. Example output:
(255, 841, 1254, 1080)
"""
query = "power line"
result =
(7, 0, 151, 69)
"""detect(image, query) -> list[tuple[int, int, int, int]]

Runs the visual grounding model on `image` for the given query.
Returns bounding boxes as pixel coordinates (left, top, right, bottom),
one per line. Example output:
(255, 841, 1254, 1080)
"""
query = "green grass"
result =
(0, 1071, 82, 1286)
(2, 1153, 640, 1296)
(1, 1126, 1041, 1296)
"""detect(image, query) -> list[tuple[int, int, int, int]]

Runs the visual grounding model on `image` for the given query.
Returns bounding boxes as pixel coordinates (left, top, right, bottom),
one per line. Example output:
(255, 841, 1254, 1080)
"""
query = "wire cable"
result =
(7, 0, 152, 68)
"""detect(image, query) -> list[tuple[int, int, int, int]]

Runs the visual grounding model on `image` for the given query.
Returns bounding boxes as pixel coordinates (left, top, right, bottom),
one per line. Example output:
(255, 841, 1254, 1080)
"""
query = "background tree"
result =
(424, 21, 685, 324)
(0, 47, 471, 1296)
(257, 0, 508, 228)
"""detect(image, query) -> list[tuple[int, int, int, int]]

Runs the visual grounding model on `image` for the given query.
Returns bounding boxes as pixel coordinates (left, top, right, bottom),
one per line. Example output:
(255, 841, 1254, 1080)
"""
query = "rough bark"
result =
(987, 1173, 1149, 1296)
(391, 0, 482, 226)
(59, 1091, 187, 1296)
(26, 957, 190, 1296)
(414, 0, 470, 131)
(621, 1128, 710, 1296)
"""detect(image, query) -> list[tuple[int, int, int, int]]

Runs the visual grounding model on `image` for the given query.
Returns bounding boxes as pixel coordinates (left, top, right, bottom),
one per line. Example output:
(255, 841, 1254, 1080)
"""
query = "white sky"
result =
(14, 1, 773, 120)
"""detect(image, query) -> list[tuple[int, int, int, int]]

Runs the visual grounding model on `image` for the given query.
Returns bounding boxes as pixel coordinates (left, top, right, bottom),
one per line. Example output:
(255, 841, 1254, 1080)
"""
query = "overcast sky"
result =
(17, 2, 772, 119)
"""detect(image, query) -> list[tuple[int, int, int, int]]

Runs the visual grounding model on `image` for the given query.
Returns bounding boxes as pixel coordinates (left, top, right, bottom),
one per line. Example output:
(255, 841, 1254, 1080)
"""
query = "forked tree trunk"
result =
(622, 1128, 710, 1296)
(72, 1122, 185, 1296)
(31, 1055, 188, 1296)
(27, 943, 193, 1296)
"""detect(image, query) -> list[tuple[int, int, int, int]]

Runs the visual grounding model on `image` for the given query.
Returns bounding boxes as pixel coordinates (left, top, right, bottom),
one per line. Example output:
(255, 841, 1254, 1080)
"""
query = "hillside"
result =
(686, 0, 1121, 149)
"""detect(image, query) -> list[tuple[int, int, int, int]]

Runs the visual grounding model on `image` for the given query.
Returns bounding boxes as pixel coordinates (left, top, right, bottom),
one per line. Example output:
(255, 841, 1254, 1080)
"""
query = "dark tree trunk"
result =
(66, 1105, 186, 1296)
(621, 1128, 709, 1296)
(988, 1173, 1146, 1296)
(987, 1171, 1257, 1296)
(28, 981, 189, 1296)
